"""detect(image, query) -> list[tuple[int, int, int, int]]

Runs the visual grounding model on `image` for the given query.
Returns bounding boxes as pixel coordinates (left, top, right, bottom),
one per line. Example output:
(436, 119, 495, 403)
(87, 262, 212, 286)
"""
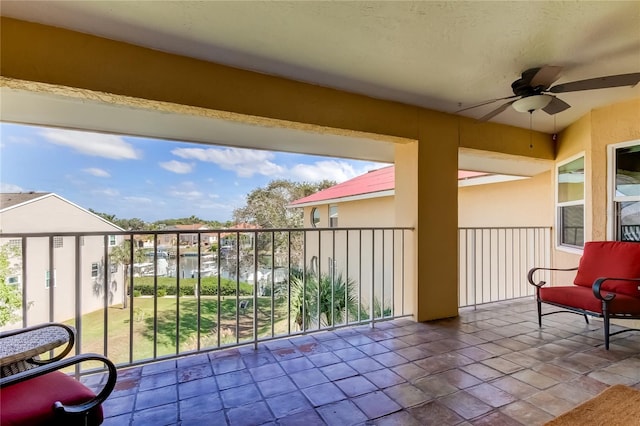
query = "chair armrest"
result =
(527, 266, 578, 288)
(593, 277, 640, 301)
(0, 353, 117, 416)
(0, 323, 75, 366)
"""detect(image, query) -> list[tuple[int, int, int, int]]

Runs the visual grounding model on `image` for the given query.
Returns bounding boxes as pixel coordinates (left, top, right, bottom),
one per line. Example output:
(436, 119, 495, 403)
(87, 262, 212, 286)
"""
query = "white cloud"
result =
(41, 128, 140, 160)
(92, 188, 120, 197)
(167, 182, 203, 201)
(169, 189, 203, 200)
(159, 160, 194, 174)
(288, 160, 385, 183)
(171, 147, 284, 178)
(83, 168, 111, 178)
(124, 196, 153, 204)
(0, 183, 25, 192)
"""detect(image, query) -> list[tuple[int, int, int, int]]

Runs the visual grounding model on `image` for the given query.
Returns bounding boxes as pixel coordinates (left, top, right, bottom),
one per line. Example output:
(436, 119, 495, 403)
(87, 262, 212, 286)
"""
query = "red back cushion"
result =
(574, 241, 640, 298)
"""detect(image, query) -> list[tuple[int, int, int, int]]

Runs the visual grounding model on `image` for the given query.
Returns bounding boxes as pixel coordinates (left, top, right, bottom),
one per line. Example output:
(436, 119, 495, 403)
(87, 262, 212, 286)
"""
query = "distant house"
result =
(220, 223, 260, 249)
(166, 224, 213, 246)
(287, 166, 550, 309)
(0, 192, 125, 328)
(288, 166, 504, 228)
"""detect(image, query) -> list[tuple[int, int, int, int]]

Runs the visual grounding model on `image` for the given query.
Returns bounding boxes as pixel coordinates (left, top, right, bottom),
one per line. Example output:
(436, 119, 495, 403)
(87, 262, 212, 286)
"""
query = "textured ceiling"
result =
(3, 1, 639, 134)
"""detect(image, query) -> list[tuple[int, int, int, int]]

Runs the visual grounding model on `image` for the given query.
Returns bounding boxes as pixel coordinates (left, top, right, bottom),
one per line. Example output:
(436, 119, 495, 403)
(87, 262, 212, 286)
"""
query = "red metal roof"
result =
(290, 166, 395, 206)
(289, 166, 488, 206)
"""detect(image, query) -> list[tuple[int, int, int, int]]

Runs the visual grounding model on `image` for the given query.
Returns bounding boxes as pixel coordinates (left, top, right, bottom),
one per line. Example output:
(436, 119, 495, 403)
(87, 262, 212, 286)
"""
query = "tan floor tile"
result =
(586, 369, 638, 386)
(413, 375, 459, 397)
(602, 358, 640, 381)
(500, 401, 555, 426)
(525, 391, 575, 416)
(545, 383, 597, 405)
(481, 357, 523, 374)
(461, 363, 504, 381)
(466, 383, 517, 408)
(511, 369, 558, 390)
(491, 376, 538, 399)
(531, 363, 579, 382)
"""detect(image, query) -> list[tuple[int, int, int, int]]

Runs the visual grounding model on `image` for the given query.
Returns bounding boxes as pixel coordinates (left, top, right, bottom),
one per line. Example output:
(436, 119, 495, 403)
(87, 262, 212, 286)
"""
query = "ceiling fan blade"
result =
(530, 65, 563, 89)
(549, 73, 640, 93)
(455, 95, 518, 113)
(542, 96, 571, 115)
(478, 100, 517, 122)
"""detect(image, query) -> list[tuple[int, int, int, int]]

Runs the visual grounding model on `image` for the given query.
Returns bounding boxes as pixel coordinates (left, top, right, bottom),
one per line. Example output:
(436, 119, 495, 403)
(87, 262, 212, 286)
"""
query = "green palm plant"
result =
(110, 239, 146, 309)
(289, 267, 356, 331)
(359, 296, 392, 321)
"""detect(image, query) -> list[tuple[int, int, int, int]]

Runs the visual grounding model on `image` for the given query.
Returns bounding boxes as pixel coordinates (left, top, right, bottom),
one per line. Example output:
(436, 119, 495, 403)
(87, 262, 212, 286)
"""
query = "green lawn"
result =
(69, 296, 290, 365)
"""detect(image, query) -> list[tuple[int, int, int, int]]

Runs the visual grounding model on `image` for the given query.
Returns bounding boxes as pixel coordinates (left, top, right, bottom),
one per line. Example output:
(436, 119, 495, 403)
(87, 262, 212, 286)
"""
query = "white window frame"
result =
(310, 207, 320, 228)
(607, 139, 640, 241)
(555, 152, 585, 252)
(109, 235, 117, 246)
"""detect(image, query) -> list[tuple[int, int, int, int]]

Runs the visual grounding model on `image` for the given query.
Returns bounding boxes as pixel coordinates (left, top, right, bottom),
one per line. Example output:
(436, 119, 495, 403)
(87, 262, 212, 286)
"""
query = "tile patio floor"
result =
(90, 298, 640, 425)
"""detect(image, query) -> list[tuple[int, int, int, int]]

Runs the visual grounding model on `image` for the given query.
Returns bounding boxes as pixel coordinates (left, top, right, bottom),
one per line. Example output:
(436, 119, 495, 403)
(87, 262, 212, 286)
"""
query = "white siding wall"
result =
(1, 195, 125, 329)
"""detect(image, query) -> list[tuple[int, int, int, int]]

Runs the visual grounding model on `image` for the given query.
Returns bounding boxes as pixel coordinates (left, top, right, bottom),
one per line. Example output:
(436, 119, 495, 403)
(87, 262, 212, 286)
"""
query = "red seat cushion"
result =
(573, 241, 640, 298)
(540, 285, 640, 315)
(0, 371, 103, 426)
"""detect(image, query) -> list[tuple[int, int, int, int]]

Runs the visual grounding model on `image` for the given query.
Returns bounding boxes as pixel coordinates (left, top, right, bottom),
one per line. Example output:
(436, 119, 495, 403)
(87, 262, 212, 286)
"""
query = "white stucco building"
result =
(0, 192, 125, 328)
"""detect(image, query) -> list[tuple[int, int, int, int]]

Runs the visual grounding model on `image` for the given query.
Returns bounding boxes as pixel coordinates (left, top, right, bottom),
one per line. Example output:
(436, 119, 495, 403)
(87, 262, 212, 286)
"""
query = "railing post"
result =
(370, 229, 375, 329)
(253, 230, 259, 351)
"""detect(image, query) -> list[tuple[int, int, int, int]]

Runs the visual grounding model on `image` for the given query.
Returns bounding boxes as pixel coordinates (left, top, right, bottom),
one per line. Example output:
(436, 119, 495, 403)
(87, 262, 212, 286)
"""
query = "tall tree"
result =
(233, 179, 335, 229)
(0, 244, 22, 326)
(232, 179, 335, 271)
(109, 239, 145, 308)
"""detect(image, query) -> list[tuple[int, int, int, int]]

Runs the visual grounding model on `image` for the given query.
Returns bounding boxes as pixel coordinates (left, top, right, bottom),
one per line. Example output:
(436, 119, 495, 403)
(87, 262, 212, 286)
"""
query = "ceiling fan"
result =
(458, 66, 640, 122)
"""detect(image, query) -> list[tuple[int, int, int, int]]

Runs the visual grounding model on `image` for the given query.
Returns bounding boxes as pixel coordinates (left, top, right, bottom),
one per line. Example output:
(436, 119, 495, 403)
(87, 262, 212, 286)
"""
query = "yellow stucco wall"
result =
(590, 99, 640, 241)
(302, 197, 395, 228)
(458, 172, 553, 228)
(553, 99, 640, 271)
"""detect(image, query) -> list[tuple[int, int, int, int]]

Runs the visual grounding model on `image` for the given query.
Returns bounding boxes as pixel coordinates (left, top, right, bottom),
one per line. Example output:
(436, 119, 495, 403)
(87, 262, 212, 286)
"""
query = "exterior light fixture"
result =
(512, 94, 553, 113)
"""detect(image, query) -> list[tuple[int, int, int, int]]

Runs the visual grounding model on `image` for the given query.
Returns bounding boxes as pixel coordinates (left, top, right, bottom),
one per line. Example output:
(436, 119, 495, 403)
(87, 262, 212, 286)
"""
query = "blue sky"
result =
(0, 123, 386, 222)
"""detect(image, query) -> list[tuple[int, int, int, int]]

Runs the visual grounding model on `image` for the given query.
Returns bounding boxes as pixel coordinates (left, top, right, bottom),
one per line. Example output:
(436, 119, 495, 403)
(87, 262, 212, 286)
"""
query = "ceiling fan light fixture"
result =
(512, 94, 553, 113)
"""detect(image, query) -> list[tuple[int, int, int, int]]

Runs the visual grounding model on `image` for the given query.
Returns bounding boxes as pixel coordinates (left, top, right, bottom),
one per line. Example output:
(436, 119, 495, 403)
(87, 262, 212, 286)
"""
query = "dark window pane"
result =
(561, 205, 584, 247)
(615, 146, 640, 197)
(617, 201, 640, 242)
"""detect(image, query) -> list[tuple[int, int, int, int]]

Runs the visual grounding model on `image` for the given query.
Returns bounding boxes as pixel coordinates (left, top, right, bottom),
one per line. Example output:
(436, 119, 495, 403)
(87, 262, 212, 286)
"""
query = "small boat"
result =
(192, 261, 218, 278)
(133, 258, 169, 277)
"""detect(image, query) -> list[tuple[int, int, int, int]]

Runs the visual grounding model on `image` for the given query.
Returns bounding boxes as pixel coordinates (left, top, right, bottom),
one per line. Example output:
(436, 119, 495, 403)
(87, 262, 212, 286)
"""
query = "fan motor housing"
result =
(511, 67, 544, 97)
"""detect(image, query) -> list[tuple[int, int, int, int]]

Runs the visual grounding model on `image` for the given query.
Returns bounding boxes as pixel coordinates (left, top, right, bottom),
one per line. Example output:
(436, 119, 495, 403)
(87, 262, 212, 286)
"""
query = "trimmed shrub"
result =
(132, 276, 253, 297)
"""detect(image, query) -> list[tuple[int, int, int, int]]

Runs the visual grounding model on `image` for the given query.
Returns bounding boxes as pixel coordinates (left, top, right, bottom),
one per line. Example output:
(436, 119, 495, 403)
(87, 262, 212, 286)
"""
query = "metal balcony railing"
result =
(458, 227, 552, 308)
(0, 227, 414, 371)
(1, 225, 552, 372)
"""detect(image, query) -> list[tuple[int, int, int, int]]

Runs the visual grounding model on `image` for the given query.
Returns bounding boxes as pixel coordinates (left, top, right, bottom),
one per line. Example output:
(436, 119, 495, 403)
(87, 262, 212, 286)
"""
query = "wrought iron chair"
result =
(0, 323, 117, 425)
